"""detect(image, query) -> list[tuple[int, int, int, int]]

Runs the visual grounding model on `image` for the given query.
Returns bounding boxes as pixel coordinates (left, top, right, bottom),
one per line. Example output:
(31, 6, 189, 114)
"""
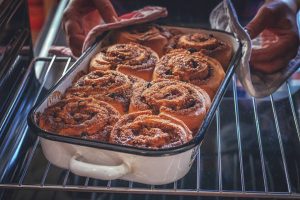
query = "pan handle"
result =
(69, 154, 131, 180)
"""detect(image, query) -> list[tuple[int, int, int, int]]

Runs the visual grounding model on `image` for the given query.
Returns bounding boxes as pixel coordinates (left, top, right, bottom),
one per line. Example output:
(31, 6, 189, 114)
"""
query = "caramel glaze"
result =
(110, 110, 192, 149)
(166, 33, 233, 70)
(112, 24, 172, 57)
(153, 49, 225, 99)
(65, 70, 143, 114)
(90, 43, 159, 81)
(129, 80, 211, 133)
(38, 97, 120, 141)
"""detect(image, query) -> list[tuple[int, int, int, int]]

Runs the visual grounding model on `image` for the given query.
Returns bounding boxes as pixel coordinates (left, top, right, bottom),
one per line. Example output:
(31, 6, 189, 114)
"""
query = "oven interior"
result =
(0, 0, 300, 199)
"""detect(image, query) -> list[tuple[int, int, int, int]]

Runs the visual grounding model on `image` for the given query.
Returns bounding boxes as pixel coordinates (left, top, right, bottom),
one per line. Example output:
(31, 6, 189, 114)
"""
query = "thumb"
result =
(92, 0, 119, 23)
(245, 6, 276, 39)
(82, 25, 103, 53)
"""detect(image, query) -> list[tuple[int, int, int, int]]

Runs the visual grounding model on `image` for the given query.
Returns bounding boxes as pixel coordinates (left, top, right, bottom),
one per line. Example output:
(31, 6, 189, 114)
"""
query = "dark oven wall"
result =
(0, 0, 33, 127)
(0, 0, 36, 185)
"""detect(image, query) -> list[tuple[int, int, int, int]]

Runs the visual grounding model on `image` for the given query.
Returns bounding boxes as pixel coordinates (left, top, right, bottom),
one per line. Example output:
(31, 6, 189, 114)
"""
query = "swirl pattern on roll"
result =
(129, 80, 211, 132)
(153, 49, 225, 99)
(65, 70, 141, 114)
(166, 32, 232, 69)
(38, 98, 120, 141)
(112, 24, 171, 57)
(110, 110, 192, 149)
(90, 43, 159, 81)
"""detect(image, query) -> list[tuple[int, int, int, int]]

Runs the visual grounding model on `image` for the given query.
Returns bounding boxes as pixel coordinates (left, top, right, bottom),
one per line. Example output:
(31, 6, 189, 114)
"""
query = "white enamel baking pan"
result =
(28, 26, 242, 185)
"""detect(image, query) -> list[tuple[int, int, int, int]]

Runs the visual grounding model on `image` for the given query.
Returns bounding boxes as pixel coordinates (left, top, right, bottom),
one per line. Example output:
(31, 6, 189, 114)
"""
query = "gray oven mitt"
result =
(210, 0, 300, 98)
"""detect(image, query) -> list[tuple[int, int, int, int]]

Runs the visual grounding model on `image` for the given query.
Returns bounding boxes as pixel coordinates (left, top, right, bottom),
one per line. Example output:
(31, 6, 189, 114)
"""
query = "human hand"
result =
(62, 0, 118, 57)
(82, 6, 168, 52)
(246, 0, 299, 74)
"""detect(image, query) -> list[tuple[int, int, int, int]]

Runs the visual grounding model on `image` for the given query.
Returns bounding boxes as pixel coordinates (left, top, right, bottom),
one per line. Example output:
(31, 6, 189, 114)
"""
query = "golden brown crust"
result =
(38, 98, 120, 141)
(64, 70, 142, 114)
(109, 110, 192, 149)
(39, 28, 230, 148)
(90, 43, 159, 81)
(112, 24, 172, 57)
(129, 80, 211, 132)
(153, 49, 225, 99)
(166, 33, 233, 70)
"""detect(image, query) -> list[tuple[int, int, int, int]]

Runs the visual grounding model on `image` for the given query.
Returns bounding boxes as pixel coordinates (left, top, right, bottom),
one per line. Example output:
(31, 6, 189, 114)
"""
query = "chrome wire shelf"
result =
(1, 56, 300, 199)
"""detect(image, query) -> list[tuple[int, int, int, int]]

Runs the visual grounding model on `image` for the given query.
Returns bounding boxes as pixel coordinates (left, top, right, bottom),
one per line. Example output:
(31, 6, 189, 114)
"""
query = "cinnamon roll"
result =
(112, 24, 171, 57)
(166, 32, 233, 70)
(129, 80, 211, 132)
(153, 49, 225, 99)
(90, 43, 159, 81)
(65, 70, 140, 114)
(38, 98, 120, 141)
(109, 110, 192, 149)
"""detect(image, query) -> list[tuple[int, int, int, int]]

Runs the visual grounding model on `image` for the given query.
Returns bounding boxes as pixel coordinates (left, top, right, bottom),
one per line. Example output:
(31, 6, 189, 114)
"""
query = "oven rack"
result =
(0, 56, 300, 199)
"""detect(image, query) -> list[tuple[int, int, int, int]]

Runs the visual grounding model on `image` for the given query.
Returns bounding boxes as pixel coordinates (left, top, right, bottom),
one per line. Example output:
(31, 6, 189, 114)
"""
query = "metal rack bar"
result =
(270, 95, 292, 193)
(232, 76, 245, 191)
(62, 170, 70, 187)
(128, 181, 133, 188)
(0, 57, 35, 133)
(1, 184, 300, 199)
(62, 57, 72, 76)
(18, 137, 40, 185)
(18, 56, 57, 185)
(35, 0, 69, 78)
(107, 180, 112, 188)
(196, 146, 201, 191)
(286, 81, 300, 143)
(1, 57, 299, 199)
(252, 97, 268, 192)
(0, 56, 62, 183)
(84, 178, 90, 186)
(34, 57, 72, 62)
(40, 162, 51, 186)
(19, 55, 74, 188)
(173, 181, 177, 190)
(216, 108, 222, 192)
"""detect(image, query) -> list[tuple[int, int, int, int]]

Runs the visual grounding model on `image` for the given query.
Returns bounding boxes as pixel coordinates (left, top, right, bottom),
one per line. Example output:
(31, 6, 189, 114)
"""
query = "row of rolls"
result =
(38, 24, 233, 149)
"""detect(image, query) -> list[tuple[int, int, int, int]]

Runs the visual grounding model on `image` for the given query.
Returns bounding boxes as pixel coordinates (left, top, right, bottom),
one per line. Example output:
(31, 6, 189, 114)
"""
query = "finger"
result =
(92, 0, 118, 23)
(49, 46, 76, 58)
(64, 20, 84, 37)
(250, 51, 296, 74)
(82, 27, 103, 53)
(83, 10, 102, 34)
(67, 34, 85, 57)
(64, 19, 86, 56)
(245, 6, 276, 39)
(251, 34, 298, 62)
